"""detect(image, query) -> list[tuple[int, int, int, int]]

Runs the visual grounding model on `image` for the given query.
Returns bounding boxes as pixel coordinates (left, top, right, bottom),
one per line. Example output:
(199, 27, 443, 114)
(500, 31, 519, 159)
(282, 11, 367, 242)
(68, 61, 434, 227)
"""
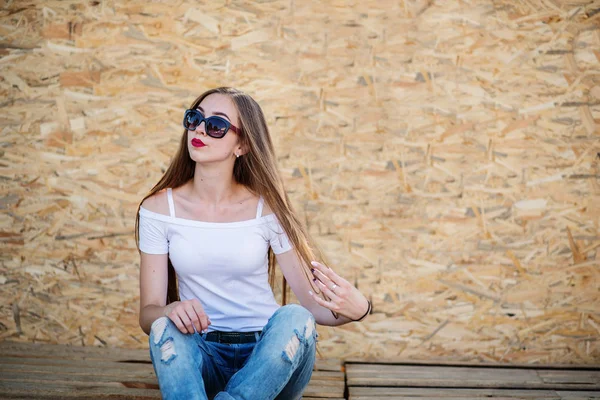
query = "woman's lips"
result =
(191, 138, 206, 148)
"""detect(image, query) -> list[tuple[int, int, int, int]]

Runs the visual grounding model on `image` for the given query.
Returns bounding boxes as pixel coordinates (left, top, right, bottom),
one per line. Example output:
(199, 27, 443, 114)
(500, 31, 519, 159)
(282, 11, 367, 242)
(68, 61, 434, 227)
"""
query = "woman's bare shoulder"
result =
(140, 189, 170, 216)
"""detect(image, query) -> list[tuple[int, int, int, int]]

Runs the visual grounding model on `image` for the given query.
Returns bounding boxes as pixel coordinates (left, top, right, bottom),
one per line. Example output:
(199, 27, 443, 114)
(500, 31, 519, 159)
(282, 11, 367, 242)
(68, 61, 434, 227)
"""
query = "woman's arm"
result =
(139, 252, 170, 335)
(275, 250, 370, 326)
(139, 251, 212, 335)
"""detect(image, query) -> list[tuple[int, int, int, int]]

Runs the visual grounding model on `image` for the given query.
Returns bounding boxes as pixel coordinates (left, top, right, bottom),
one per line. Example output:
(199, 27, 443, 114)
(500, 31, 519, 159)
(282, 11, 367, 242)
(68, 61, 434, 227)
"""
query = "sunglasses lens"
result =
(184, 110, 201, 130)
(206, 118, 228, 138)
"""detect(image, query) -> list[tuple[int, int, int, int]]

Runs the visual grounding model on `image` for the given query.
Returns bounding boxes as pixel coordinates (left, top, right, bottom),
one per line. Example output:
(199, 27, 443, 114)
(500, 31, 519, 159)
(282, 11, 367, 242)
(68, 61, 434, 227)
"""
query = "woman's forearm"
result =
(139, 304, 171, 336)
(312, 305, 355, 326)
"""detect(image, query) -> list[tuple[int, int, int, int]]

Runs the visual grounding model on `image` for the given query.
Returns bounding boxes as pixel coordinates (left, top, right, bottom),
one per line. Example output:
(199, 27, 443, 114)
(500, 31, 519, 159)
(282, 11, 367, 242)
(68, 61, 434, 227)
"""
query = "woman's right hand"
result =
(164, 299, 211, 334)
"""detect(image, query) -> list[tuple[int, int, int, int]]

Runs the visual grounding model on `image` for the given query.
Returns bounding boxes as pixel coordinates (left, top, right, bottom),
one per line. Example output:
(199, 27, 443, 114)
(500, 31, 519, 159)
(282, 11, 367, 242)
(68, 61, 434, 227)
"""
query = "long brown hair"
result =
(134, 87, 338, 320)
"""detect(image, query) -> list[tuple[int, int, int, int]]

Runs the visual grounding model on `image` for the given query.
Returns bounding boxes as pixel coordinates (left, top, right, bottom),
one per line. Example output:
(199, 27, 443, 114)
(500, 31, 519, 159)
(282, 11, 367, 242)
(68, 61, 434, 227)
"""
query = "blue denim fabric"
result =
(148, 304, 318, 400)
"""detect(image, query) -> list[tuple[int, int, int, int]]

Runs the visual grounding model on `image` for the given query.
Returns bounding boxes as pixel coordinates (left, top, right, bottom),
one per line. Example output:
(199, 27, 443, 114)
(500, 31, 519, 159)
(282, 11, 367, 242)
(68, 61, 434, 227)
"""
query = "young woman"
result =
(135, 87, 371, 400)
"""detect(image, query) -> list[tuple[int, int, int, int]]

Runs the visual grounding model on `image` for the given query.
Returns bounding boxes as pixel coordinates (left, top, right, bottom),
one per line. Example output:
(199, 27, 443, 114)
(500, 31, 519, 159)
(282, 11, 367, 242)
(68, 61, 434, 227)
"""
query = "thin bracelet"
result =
(352, 300, 371, 322)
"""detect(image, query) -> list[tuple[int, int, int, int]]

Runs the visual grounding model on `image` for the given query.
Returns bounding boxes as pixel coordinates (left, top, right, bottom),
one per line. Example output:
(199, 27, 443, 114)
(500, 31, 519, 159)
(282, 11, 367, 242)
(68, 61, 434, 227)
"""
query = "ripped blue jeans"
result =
(148, 304, 318, 400)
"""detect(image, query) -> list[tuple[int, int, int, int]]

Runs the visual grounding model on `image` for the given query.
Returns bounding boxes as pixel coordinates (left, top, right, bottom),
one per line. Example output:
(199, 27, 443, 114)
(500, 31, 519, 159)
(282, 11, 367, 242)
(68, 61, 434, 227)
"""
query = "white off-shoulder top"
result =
(138, 188, 293, 332)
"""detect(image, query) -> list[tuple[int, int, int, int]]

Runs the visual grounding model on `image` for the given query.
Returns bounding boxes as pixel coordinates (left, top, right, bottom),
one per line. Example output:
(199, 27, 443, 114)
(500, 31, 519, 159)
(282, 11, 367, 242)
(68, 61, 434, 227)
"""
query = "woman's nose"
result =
(196, 121, 208, 136)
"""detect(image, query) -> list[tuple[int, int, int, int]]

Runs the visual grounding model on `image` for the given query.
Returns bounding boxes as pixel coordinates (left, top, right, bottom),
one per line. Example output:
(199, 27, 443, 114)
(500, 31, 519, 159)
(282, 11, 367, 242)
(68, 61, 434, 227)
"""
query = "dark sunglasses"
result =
(183, 109, 240, 138)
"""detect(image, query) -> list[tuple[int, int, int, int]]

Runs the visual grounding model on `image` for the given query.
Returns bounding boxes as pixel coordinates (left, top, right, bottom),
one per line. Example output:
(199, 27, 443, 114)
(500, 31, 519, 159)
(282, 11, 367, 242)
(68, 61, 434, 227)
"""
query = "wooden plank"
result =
(302, 382, 346, 398)
(0, 356, 155, 371)
(0, 341, 340, 372)
(0, 360, 342, 385)
(0, 374, 342, 399)
(345, 358, 600, 370)
(538, 370, 600, 384)
(0, 342, 344, 398)
(555, 391, 600, 399)
(0, 356, 343, 399)
(0, 369, 157, 387)
(346, 364, 600, 390)
(0, 380, 161, 399)
(309, 371, 345, 381)
(0, 374, 341, 399)
(0, 374, 340, 399)
(0, 341, 150, 362)
(314, 357, 344, 372)
(349, 386, 600, 398)
(308, 370, 345, 397)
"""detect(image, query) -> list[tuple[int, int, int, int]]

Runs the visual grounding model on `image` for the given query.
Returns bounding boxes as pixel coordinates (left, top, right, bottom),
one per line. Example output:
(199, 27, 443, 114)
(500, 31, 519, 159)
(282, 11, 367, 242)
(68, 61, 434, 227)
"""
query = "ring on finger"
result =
(330, 283, 338, 292)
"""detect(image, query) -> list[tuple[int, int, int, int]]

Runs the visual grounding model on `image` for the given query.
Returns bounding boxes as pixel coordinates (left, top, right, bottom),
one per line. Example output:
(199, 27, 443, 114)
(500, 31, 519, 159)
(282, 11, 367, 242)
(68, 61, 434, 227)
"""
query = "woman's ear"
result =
(236, 143, 250, 156)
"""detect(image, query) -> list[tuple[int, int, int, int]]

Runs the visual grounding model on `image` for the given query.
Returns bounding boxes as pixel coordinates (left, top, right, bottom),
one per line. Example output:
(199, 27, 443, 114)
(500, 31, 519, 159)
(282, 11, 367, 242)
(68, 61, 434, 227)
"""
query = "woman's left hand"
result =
(308, 261, 369, 321)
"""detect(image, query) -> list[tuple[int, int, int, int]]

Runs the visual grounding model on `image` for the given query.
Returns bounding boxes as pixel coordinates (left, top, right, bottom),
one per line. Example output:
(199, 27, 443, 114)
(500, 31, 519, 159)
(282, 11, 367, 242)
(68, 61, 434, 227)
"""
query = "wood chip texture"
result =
(0, 0, 599, 365)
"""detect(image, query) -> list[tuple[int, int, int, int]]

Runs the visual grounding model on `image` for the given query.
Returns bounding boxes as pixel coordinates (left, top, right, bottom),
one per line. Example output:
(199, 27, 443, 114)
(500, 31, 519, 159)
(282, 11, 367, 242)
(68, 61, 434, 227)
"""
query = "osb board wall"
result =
(1, 0, 599, 364)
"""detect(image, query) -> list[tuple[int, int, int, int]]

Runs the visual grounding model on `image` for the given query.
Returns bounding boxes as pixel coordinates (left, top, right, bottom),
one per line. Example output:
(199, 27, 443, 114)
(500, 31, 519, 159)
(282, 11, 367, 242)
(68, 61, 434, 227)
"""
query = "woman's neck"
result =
(190, 162, 242, 205)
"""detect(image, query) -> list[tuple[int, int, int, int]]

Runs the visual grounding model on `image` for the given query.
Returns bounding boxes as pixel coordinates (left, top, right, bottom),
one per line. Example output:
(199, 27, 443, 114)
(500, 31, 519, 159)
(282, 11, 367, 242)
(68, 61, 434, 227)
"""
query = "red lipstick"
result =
(191, 138, 206, 148)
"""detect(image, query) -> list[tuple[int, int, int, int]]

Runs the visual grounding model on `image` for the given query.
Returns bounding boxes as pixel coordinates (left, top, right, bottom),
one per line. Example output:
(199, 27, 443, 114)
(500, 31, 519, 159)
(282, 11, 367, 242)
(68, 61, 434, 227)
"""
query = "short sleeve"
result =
(268, 216, 293, 254)
(138, 211, 169, 254)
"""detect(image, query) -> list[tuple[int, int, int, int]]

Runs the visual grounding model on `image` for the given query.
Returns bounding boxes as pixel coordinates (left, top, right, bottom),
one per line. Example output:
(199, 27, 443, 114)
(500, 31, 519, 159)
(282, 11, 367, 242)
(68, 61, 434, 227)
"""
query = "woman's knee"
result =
(272, 304, 314, 326)
(149, 316, 197, 365)
(269, 305, 317, 361)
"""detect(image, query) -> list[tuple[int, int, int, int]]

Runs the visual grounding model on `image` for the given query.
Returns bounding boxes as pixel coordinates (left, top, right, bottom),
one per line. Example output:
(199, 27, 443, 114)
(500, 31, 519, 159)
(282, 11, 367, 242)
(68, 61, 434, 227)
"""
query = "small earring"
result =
(235, 153, 239, 158)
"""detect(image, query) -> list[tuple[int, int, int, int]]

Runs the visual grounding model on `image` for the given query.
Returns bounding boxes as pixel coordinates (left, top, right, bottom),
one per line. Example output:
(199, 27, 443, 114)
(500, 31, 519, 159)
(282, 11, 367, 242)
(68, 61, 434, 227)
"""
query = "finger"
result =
(311, 268, 334, 289)
(191, 302, 210, 332)
(179, 310, 195, 334)
(313, 277, 339, 299)
(184, 307, 201, 333)
(171, 313, 188, 334)
(174, 307, 193, 334)
(191, 299, 210, 330)
(311, 261, 343, 285)
(310, 262, 334, 286)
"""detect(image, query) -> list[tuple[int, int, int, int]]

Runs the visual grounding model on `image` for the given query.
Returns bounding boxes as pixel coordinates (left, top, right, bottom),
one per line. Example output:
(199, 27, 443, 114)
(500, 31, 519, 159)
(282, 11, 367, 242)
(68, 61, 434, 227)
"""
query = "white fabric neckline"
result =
(139, 188, 275, 229)
(139, 206, 278, 228)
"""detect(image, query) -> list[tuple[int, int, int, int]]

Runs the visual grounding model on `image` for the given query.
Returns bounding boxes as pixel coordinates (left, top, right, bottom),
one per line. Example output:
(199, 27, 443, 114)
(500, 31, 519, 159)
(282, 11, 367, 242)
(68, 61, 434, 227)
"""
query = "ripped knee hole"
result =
(283, 317, 316, 362)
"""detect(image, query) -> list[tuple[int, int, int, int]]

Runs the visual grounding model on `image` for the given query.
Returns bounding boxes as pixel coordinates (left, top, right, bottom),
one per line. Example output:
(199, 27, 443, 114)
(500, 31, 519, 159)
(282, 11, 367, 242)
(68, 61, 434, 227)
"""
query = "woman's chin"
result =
(189, 154, 230, 164)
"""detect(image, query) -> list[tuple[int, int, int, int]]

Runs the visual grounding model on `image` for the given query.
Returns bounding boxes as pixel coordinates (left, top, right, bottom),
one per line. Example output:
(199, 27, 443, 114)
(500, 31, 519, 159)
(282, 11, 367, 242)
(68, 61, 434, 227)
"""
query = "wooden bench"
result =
(345, 358, 600, 399)
(0, 341, 344, 399)
(2, 341, 599, 399)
